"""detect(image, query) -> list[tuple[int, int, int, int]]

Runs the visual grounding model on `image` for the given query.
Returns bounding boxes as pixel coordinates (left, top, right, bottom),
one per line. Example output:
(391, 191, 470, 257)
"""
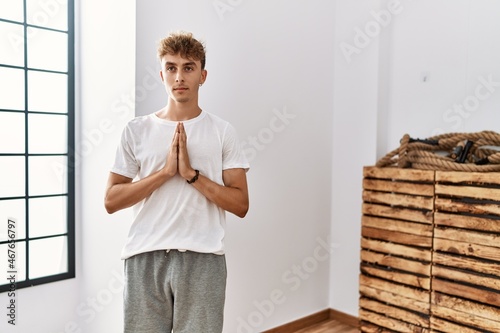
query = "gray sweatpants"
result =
(123, 250, 227, 333)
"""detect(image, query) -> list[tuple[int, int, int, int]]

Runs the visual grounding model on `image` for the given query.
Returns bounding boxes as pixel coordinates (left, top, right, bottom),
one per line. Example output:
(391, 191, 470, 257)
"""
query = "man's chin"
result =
(173, 97, 190, 103)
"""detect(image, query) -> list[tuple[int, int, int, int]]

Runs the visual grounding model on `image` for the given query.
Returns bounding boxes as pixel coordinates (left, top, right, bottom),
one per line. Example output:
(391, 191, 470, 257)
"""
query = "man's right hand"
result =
(162, 123, 180, 177)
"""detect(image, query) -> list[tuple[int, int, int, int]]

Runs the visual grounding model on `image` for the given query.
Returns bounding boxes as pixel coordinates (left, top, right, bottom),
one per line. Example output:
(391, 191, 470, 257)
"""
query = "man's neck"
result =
(158, 102, 202, 121)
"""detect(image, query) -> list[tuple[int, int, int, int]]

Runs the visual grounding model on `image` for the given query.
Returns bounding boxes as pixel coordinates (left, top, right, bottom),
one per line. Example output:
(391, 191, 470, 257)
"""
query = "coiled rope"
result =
(376, 131, 500, 172)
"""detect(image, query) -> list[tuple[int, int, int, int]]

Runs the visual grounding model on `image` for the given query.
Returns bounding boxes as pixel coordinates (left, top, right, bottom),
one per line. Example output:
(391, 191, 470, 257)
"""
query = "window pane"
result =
(29, 236, 67, 279)
(0, 111, 25, 153)
(0, 0, 24, 22)
(28, 113, 67, 154)
(0, 241, 27, 284)
(28, 156, 67, 196)
(0, 67, 25, 110)
(0, 201, 26, 241)
(0, 21, 24, 66)
(28, 71, 67, 113)
(27, 28, 67, 72)
(26, 0, 68, 31)
(0, 157, 25, 198)
(29, 196, 67, 238)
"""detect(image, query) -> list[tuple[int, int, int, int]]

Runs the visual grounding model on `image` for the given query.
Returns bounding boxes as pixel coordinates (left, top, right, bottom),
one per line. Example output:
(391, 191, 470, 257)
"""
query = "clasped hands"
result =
(162, 122, 197, 181)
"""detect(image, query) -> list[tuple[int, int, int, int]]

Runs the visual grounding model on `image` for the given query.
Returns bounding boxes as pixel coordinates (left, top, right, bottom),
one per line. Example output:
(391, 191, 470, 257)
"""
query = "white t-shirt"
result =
(111, 111, 249, 259)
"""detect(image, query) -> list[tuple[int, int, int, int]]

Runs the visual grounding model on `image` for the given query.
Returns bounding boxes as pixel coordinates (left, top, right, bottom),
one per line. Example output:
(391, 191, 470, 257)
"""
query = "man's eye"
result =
(185, 67, 193, 71)
(166, 66, 176, 71)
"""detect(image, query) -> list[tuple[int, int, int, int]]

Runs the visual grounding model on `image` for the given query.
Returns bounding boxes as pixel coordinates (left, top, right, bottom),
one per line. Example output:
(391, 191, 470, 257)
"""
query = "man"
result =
(105, 31, 249, 333)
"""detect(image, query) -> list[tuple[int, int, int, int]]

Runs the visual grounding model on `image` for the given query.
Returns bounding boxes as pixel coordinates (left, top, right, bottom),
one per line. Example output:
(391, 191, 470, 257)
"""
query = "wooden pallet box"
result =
(431, 171, 500, 333)
(360, 166, 435, 333)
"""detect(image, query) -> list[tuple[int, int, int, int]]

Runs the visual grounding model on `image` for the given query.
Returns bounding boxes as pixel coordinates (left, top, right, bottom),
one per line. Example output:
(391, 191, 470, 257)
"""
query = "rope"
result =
(376, 131, 500, 172)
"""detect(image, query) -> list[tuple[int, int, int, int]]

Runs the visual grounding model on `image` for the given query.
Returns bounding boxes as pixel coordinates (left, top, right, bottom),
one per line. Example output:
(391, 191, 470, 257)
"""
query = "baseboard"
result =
(329, 308, 359, 328)
(262, 309, 330, 333)
(262, 308, 359, 332)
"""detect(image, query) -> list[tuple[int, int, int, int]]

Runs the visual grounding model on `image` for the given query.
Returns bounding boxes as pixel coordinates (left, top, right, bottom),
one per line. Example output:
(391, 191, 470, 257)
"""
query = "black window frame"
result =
(0, 0, 75, 292)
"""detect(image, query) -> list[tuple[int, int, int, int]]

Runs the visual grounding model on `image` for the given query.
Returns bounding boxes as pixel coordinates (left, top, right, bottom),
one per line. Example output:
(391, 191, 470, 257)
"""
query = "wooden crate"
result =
(431, 171, 500, 333)
(360, 166, 435, 333)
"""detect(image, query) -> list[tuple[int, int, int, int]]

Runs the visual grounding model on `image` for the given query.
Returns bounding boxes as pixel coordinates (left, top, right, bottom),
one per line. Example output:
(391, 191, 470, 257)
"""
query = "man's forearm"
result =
(105, 170, 173, 214)
(190, 174, 249, 218)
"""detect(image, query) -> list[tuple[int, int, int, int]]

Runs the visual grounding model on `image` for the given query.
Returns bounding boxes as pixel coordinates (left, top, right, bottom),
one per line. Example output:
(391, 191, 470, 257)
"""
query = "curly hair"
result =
(157, 31, 206, 69)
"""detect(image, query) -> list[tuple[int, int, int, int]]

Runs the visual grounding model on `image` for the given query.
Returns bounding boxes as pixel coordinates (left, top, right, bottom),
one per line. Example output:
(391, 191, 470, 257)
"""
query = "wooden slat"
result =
(360, 298, 429, 327)
(433, 252, 500, 276)
(362, 215, 433, 237)
(435, 197, 500, 217)
(359, 275, 430, 302)
(364, 166, 435, 182)
(432, 265, 500, 291)
(432, 278, 500, 308)
(363, 191, 434, 210)
(431, 317, 484, 333)
(362, 227, 432, 248)
(434, 238, 500, 262)
(431, 303, 500, 332)
(360, 321, 397, 332)
(435, 184, 500, 201)
(361, 238, 432, 261)
(432, 293, 500, 325)
(436, 171, 500, 186)
(363, 178, 435, 196)
(359, 284, 430, 313)
(434, 212, 500, 233)
(361, 250, 431, 276)
(434, 227, 500, 249)
(363, 203, 433, 224)
(359, 309, 429, 333)
(360, 265, 431, 289)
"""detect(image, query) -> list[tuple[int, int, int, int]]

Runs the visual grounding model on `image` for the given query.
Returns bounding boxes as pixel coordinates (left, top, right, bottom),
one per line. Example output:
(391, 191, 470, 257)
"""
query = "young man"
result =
(105, 31, 249, 333)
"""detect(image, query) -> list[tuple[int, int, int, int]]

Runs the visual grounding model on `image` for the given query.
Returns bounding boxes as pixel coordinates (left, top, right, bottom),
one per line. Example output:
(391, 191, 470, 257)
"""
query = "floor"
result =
(293, 319, 360, 333)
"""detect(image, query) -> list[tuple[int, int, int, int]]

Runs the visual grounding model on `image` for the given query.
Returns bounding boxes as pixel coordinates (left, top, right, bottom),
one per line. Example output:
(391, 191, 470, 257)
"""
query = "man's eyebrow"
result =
(164, 61, 197, 67)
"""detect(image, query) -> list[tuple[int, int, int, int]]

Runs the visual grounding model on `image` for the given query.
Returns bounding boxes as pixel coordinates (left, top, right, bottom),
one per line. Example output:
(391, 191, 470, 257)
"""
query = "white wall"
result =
(329, 0, 381, 317)
(76, 0, 135, 332)
(135, 1, 335, 332)
(379, 0, 500, 150)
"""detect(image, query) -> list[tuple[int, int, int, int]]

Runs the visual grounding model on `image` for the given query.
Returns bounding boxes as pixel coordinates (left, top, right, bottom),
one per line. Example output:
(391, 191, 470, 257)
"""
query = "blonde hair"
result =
(157, 31, 206, 69)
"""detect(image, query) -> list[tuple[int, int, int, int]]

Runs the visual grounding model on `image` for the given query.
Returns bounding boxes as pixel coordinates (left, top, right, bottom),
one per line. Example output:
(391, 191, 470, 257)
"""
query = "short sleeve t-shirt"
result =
(111, 111, 249, 259)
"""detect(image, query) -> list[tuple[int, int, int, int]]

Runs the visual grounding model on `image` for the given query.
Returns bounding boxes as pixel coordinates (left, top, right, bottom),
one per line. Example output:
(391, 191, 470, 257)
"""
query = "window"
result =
(0, 0, 75, 292)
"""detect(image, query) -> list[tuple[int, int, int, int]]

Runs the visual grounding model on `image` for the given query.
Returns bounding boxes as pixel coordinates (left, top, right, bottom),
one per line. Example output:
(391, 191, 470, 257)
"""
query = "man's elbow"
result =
(234, 202, 249, 218)
(104, 197, 118, 214)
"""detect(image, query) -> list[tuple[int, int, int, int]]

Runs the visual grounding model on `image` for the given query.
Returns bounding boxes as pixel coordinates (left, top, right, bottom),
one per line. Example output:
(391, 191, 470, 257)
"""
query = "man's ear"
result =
(159, 70, 165, 82)
(200, 69, 207, 85)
